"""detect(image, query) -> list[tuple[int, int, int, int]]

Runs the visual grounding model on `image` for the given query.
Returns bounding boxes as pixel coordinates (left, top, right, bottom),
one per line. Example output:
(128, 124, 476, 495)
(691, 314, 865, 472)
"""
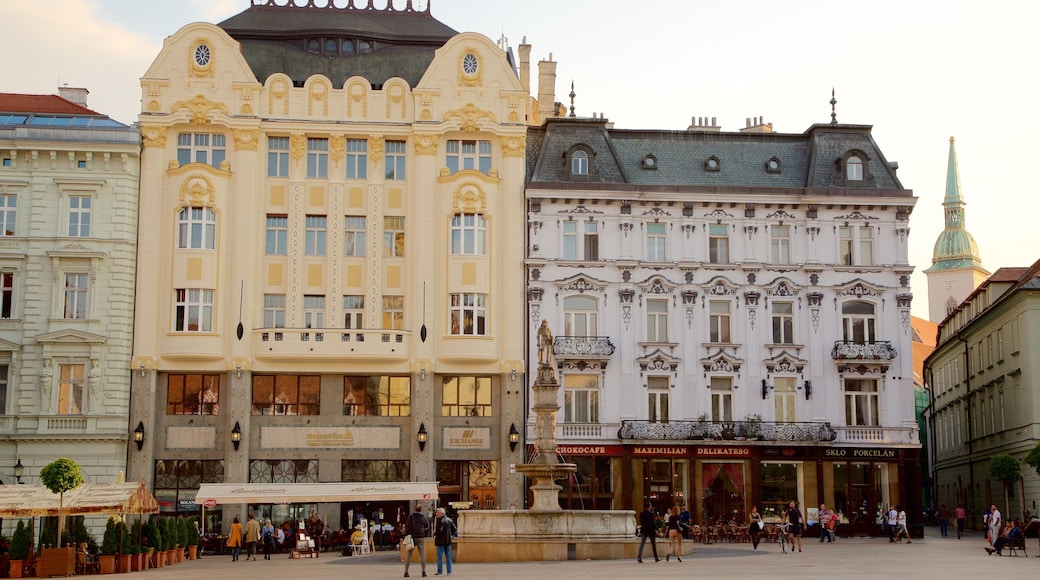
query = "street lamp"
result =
(13, 458, 23, 484)
(133, 421, 145, 451)
(231, 421, 242, 451)
(417, 422, 428, 452)
(508, 423, 519, 452)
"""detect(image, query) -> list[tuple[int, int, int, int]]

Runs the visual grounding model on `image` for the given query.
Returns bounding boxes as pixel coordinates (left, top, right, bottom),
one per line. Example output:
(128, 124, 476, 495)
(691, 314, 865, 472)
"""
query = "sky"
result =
(3, 0, 1037, 321)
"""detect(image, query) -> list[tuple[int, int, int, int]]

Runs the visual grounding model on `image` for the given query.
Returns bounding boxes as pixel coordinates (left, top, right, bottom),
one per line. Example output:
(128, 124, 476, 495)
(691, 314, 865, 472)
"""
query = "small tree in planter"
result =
(99, 517, 119, 574)
(38, 457, 83, 541)
(988, 453, 1022, 523)
(10, 520, 31, 578)
(144, 516, 162, 568)
(162, 517, 177, 564)
(186, 517, 200, 560)
(116, 519, 132, 572)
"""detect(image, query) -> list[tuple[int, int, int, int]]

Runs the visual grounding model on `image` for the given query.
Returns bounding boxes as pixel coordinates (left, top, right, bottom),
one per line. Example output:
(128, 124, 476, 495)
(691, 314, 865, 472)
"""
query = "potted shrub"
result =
(174, 517, 186, 563)
(129, 520, 145, 571)
(38, 458, 81, 578)
(116, 520, 132, 573)
(9, 520, 31, 578)
(99, 518, 118, 574)
(163, 517, 176, 566)
(145, 516, 162, 569)
(186, 517, 200, 560)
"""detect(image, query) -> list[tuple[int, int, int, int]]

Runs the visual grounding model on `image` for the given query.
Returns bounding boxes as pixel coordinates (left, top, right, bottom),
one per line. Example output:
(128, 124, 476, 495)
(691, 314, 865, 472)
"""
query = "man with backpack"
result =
(404, 505, 429, 577)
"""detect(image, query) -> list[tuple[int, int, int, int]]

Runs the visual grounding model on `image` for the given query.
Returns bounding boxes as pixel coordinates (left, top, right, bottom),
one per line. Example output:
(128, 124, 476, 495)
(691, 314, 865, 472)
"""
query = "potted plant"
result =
(9, 520, 31, 578)
(145, 516, 162, 569)
(99, 518, 118, 574)
(116, 520, 132, 573)
(129, 520, 145, 571)
(185, 517, 200, 560)
(38, 458, 81, 578)
(163, 517, 177, 565)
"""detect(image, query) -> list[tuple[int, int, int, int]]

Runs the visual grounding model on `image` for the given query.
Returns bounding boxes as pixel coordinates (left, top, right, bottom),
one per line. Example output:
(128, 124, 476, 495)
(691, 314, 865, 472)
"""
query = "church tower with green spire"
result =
(924, 137, 989, 322)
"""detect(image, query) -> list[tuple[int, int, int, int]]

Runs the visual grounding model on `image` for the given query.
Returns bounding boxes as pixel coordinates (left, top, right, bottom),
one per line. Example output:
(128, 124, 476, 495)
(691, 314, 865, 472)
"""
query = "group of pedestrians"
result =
(401, 505, 457, 577)
(636, 503, 689, 562)
(225, 513, 279, 561)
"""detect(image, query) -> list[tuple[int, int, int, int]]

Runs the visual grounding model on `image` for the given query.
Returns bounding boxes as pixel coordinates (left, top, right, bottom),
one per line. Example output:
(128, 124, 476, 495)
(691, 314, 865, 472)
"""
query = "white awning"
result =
(193, 482, 439, 505)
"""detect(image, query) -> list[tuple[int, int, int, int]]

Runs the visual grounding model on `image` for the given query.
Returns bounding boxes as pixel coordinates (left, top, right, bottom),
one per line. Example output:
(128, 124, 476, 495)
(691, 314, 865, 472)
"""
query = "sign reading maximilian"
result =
(442, 427, 491, 451)
(259, 426, 399, 449)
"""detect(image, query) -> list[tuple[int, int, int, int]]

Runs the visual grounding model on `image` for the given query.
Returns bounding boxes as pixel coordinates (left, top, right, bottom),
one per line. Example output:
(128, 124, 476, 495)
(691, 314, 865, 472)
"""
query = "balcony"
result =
(833, 425, 919, 445)
(830, 341, 897, 361)
(253, 328, 411, 362)
(552, 336, 616, 360)
(618, 420, 837, 443)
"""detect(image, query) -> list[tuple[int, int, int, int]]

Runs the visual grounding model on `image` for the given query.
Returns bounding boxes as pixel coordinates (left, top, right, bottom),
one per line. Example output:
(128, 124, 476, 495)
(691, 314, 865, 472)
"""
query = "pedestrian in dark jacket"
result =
(404, 505, 429, 577)
(637, 503, 660, 563)
(434, 507, 455, 575)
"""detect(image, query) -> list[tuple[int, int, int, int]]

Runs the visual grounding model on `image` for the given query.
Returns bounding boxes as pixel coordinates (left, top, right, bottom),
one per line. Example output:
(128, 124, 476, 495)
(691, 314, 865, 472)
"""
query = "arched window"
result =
(841, 301, 876, 343)
(846, 155, 863, 181)
(945, 297, 957, 316)
(572, 150, 589, 175)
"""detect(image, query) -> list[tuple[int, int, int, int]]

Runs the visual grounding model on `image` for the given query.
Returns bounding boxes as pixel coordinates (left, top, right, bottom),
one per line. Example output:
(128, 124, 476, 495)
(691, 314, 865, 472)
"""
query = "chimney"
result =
(58, 86, 89, 107)
(518, 37, 531, 94)
(740, 116, 773, 133)
(687, 116, 721, 133)
(537, 55, 558, 122)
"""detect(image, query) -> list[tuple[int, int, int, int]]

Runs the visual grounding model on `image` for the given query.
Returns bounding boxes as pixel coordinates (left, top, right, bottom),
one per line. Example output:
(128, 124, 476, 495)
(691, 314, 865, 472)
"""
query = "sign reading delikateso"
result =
(441, 427, 491, 450)
(259, 426, 400, 449)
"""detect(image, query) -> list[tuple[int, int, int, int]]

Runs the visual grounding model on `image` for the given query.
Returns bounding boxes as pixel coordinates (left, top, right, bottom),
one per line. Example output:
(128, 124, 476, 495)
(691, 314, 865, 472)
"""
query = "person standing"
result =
(988, 504, 1001, 546)
(782, 500, 804, 553)
(894, 506, 911, 543)
(636, 503, 660, 563)
(404, 505, 429, 578)
(886, 506, 898, 542)
(433, 507, 455, 575)
(664, 506, 683, 562)
(261, 519, 275, 560)
(816, 504, 831, 543)
(954, 504, 967, 539)
(226, 516, 243, 562)
(679, 504, 692, 539)
(748, 506, 764, 550)
(936, 504, 951, 537)
(244, 513, 261, 560)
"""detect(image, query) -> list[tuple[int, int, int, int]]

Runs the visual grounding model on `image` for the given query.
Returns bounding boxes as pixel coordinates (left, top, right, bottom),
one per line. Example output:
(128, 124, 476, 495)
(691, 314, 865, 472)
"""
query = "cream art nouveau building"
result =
(0, 88, 140, 489)
(130, 2, 527, 530)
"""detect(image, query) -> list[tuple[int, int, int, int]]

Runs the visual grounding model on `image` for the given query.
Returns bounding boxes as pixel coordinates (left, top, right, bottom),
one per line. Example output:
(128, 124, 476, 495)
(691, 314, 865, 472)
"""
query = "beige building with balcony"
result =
(129, 3, 527, 530)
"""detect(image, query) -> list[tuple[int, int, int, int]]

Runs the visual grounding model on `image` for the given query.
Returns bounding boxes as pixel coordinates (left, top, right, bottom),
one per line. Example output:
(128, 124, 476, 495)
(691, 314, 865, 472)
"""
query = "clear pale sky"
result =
(3, 0, 1037, 321)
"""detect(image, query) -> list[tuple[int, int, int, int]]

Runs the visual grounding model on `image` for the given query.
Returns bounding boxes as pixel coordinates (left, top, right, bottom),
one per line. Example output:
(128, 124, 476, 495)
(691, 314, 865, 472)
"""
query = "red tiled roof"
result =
(0, 93, 100, 115)
(987, 267, 1030, 283)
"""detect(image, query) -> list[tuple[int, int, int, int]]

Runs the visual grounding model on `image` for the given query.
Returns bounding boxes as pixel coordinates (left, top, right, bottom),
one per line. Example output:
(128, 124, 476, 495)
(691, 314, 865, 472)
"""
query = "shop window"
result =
(760, 462, 801, 522)
(441, 376, 492, 417)
(342, 460, 409, 482)
(167, 373, 220, 415)
(702, 462, 745, 524)
(251, 375, 321, 415)
(343, 376, 411, 416)
(561, 456, 614, 510)
(250, 459, 318, 483)
(153, 459, 224, 514)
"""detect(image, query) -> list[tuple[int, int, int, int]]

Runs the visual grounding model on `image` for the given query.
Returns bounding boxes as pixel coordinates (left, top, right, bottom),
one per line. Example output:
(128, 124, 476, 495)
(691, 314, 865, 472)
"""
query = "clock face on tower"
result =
(194, 43, 211, 67)
(463, 53, 478, 75)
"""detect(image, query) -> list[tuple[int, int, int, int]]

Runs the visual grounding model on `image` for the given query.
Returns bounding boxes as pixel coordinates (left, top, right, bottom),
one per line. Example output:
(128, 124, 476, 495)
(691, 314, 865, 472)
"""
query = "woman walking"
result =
(748, 506, 764, 550)
(665, 506, 683, 562)
(226, 516, 243, 561)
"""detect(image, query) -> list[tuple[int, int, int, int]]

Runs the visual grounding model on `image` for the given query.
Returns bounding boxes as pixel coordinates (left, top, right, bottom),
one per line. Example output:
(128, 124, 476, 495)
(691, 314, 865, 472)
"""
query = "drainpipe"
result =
(957, 332, 974, 527)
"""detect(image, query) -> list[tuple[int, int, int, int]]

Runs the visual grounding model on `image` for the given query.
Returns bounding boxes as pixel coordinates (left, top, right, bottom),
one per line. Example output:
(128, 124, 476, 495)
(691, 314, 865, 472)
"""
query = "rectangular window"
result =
(450, 213, 487, 255)
(306, 138, 329, 178)
(564, 374, 599, 423)
(263, 294, 285, 328)
(646, 222, 666, 262)
(840, 226, 875, 266)
(267, 136, 289, 177)
(303, 295, 325, 328)
(774, 377, 796, 423)
(251, 375, 320, 415)
(709, 224, 729, 264)
(564, 221, 599, 260)
(343, 295, 364, 329)
(305, 215, 327, 256)
(446, 140, 492, 174)
(341, 459, 409, 483)
(564, 296, 598, 337)
(384, 216, 405, 257)
(68, 195, 91, 237)
(440, 376, 492, 417)
(771, 302, 794, 344)
(385, 140, 406, 180)
(450, 293, 487, 336)
(343, 376, 411, 416)
(177, 133, 226, 168)
(646, 299, 668, 342)
(251, 459, 318, 484)
(266, 215, 288, 255)
(710, 377, 733, 422)
(344, 216, 366, 257)
(563, 221, 577, 260)
(0, 194, 16, 235)
(346, 138, 368, 179)
(709, 301, 731, 343)
(771, 225, 790, 264)
(177, 206, 217, 249)
(844, 379, 879, 426)
(0, 272, 13, 318)
(382, 295, 403, 330)
(174, 288, 214, 332)
(167, 374, 220, 415)
(58, 363, 84, 415)
(648, 376, 669, 422)
(64, 273, 88, 319)
(859, 226, 874, 266)
(0, 364, 6, 415)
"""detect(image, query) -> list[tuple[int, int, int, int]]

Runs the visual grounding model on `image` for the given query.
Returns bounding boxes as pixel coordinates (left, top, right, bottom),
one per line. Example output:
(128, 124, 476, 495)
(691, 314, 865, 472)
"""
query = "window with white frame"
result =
(646, 299, 668, 342)
(177, 133, 226, 168)
(571, 150, 589, 175)
(305, 215, 327, 256)
(451, 213, 487, 255)
(385, 140, 406, 180)
(0, 272, 12, 319)
(709, 223, 730, 264)
(303, 295, 325, 328)
(646, 222, 666, 262)
(450, 293, 487, 336)
(58, 363, 84, 415)
(266, 215, 287, 255)
(839, 225, 874, 266)
(563, 221, 598, 261)
(263, 294, 285, 328)
(846, 155, 864, 181)
(709, 301, 731, 343)
(382, 295, 403, 330)
(0, 194, 14, 236)
(841, 301, 876, 343)
(343, 295, 364, 329)
(307, 137, 329, 178)
(346, 138, 367, 179)
(0, 364, 6, 414)
(384, 216, 405, 257)
(268, 136, 289, 177)
(174, 288, 214, 332)
(710, 377, 732, 422)
(177, 206, 216, 249)
(844, 378, 879, 426)
(770, 225, 790, 264)
(68, 195, 91, 237)
(564, 295, 598, 337)
(774, 377, 796, 423)
(771, 302, 794, 344)
(64, 273, 88, 319)
(648, 376, 669, 422)
(344, 216, 366, 257)
(446, 139, 491, 174)
(564, 374, 599, 423)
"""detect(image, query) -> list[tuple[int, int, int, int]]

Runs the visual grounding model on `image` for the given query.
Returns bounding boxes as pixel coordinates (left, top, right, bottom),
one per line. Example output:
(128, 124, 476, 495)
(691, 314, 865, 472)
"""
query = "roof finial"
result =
(569, 81, 576, 118)
(830, 87, 837, 124)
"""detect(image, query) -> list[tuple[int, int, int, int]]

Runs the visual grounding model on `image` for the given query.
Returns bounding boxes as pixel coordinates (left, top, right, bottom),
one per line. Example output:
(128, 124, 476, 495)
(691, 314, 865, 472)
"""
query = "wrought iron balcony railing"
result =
(830, 340, 897, 361)
(618, 420, 838, 442)
(552, 336, 616, 358)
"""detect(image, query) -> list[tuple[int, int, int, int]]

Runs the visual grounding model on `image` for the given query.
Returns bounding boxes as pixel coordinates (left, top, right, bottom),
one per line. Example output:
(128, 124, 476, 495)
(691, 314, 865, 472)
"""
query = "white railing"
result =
(559, 423, 618, 439)
(253, 328, 411, 361)
(833, 426, 918, 445)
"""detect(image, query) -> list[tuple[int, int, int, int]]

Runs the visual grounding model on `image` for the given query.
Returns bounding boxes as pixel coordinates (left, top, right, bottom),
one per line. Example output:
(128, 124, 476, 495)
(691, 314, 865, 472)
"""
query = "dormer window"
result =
(642, 154, 658, 170)
(765, 157, 782, 173)
(846, 155, 863, 181)
(704, 156, 721, 172)
(572, 150, 589, 175)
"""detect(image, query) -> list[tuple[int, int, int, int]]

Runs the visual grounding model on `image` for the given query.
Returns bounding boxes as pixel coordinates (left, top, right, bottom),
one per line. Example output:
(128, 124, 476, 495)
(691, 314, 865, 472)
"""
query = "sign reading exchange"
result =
(442, 427, 491, 450)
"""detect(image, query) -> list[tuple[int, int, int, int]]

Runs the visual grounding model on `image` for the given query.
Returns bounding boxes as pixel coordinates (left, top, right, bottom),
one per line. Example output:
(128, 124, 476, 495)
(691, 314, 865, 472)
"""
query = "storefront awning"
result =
(193, 482, 439, 505)
(0, 482, 160, 518)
